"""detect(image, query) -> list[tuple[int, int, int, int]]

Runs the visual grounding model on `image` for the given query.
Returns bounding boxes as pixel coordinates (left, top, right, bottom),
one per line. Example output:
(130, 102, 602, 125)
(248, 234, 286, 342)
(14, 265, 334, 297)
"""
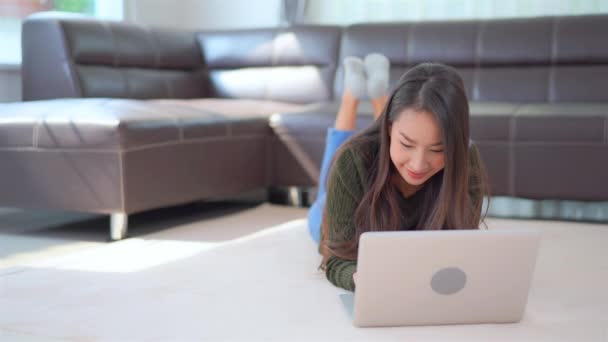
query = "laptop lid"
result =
(352, 229, 541, 327)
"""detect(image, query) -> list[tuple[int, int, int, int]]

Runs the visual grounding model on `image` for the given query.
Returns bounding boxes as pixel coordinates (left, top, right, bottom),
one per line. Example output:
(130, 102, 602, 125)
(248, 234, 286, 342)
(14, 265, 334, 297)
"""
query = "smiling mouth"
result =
(407, 169, 427, 179)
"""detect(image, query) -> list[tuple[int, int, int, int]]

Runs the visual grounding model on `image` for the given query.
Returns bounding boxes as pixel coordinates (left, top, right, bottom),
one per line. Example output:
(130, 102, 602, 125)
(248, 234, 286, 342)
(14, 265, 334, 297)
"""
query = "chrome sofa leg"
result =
(288, 187, 304, 207)
(268, 186, 316, 207)
(110, 212, 128, 241)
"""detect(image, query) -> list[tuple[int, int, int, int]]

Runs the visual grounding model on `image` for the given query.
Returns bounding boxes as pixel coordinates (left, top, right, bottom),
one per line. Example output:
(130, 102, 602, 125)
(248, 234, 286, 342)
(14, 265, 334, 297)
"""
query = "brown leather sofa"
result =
(1, 13, 607, 239)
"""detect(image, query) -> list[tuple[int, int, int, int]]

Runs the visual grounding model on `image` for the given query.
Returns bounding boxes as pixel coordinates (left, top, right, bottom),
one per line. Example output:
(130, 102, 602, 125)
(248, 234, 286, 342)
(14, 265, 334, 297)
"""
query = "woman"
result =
(308, 55, 488, 291)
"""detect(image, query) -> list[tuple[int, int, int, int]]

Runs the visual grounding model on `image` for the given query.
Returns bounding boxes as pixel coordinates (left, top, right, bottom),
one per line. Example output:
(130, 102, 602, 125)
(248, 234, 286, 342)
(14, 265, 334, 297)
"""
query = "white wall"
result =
(305, 0, 608, 25)
(124, 0, 282, 30)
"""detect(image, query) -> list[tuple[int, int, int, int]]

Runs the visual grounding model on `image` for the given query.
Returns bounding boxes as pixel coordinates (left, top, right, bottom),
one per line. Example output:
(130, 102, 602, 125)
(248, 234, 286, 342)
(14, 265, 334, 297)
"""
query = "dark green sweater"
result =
(324, 141, 483, 291)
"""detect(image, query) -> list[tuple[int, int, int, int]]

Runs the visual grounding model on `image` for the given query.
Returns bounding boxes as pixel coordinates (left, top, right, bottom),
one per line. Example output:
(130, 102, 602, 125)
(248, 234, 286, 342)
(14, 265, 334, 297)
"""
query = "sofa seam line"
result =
(57, 20, 84, 97)
(9, 135, 607, 153)
(604, 116, 608, 144)
(331, 28, 343, 101)
(146, 27, 172, 97)
(548, 17, 558, 103)
(473, 21, 484, 101)
(146, 25, 161, 69)
(127, 134, 267, 151)
(405, 24, 413, 66)
(31, 102, 68, 148)
(104, 22, 119, 67)
(509, 103, 524, 197)
(32, 117, 40, 148)
(0, 134, 268, 153)
(178, 117, 184, 141)
(226, 122, 232, 137)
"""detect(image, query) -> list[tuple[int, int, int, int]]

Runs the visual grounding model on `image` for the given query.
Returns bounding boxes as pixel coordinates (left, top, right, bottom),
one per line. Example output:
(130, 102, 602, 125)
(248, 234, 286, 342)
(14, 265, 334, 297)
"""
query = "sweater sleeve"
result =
(324, 149, 365, 292)
(468, 142, 485, 219)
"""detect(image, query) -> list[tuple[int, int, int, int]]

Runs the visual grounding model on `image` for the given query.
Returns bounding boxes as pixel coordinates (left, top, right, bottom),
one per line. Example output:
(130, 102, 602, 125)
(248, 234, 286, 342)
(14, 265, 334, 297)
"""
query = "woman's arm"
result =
(326, 256, 357, 291)
(323, 149, 365, 291)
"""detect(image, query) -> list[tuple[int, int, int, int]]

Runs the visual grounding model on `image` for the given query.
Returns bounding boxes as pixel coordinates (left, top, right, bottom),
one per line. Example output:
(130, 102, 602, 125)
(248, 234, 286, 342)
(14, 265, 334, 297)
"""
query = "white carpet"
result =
(0, 204, 607, 341)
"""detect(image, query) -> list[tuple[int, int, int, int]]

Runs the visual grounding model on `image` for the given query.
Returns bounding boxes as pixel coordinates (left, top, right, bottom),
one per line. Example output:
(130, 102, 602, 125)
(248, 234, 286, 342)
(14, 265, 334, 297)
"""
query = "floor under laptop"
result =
(0, 202, 606, 341)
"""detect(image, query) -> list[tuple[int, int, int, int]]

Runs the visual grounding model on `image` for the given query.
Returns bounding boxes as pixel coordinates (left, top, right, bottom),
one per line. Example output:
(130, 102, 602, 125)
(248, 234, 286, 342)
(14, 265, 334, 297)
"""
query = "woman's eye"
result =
(431, 149, 444, 153)
(401, 143, 413, 149)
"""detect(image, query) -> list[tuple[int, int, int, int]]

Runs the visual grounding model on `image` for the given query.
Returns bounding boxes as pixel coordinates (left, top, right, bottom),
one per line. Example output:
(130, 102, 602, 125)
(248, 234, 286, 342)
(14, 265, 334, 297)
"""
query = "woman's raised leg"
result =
(308, 58, 365, 243)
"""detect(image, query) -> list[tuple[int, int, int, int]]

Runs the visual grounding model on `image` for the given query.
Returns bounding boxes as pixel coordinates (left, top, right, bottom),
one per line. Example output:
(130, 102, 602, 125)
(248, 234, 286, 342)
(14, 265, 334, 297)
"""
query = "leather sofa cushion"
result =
(197, 26, 341, 104)
(268, 101, 608, 149)
(62, 19, 202, 69)
(267, 102, 608, 199)
(0, 99, 318, 150)
(335, 16, 608, 102)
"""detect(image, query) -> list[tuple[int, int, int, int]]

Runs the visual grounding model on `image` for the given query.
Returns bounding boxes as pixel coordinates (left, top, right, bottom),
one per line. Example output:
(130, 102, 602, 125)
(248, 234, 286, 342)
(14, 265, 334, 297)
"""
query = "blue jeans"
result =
(307, 128, 355, 243)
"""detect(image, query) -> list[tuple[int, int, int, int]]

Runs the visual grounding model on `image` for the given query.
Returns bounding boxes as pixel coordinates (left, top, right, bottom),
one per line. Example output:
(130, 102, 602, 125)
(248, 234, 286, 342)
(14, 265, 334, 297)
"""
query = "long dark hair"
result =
(320, 62, 489, 263)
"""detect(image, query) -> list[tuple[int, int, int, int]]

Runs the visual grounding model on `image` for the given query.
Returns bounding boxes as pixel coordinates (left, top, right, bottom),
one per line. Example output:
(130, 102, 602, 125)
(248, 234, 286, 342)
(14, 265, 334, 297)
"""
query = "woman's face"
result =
(389, 108, 445, 193)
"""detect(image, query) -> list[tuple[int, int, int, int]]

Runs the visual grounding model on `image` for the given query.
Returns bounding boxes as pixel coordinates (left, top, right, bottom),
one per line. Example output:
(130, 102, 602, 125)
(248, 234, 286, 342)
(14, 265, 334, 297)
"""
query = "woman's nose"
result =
(409, 150, 428, 171)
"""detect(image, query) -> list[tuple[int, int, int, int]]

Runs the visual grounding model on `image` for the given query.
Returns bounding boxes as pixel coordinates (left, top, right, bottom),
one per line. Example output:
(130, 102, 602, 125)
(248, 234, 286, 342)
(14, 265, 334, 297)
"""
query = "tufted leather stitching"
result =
(58, 20, 84, 97)
(548, 17, 558, 102)
(472, 21, 484, 102)
(604, 115, 608, 144)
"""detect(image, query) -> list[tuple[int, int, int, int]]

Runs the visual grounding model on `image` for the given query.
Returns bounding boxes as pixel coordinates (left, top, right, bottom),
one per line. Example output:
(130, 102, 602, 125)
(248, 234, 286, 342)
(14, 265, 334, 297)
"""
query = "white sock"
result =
(343, 56, 367, 99)
(364, 53, 390, 99)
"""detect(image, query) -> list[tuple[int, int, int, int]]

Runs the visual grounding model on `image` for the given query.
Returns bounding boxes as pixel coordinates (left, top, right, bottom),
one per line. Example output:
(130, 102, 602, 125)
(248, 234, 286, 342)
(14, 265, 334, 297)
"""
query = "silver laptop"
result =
(340, 229, 541, 327)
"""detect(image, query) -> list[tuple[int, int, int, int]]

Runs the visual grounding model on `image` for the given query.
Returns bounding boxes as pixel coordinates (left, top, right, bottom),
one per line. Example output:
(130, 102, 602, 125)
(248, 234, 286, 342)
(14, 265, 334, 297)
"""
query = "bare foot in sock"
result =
(343, 56, 367, 99)
(364, 53, 390, 99)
